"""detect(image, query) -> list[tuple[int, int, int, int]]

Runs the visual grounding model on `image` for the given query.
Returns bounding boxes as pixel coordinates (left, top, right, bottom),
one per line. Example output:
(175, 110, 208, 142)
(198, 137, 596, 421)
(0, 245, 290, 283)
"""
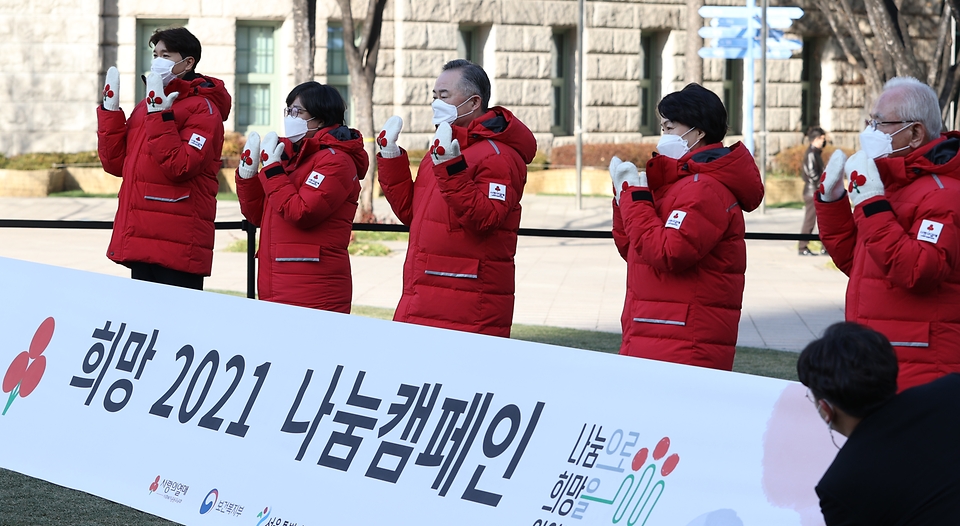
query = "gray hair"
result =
(882, 77, 942, 140)
(442, 59, 491, 112)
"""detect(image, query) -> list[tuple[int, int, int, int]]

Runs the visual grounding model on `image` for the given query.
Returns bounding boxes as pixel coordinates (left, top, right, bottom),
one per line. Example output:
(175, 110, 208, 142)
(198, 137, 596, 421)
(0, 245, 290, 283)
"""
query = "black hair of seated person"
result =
(286, 82, 347, 128)
(657, 83, 728, 145)
(797, 322, 899, 418)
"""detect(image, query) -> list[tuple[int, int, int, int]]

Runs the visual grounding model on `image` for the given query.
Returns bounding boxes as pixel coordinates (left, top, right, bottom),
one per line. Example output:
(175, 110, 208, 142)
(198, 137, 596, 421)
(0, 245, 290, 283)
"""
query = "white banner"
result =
(0, 257, 838, 526)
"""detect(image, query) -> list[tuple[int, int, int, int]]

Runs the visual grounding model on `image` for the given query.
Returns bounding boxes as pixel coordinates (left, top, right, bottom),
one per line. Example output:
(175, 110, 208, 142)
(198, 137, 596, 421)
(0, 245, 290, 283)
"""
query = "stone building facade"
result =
(1, 0, 952, 164)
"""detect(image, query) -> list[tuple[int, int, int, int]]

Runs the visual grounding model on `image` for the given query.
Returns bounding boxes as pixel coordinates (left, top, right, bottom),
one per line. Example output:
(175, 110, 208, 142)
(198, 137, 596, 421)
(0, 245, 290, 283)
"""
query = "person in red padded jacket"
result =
(610, 83, 764, 370)
(235, 82, 367, 313)
(816, 76, 960, 391)
(98, 27, 230, 289)
(375, 59, 537, 337)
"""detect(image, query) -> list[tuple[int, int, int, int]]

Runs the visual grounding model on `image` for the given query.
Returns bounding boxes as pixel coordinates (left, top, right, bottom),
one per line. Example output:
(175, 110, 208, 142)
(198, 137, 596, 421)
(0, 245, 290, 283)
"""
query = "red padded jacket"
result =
(98, 74, 231, 276)
(377, 107, 537, 336)
(816, 133, 960, 391)
(613, 142, 764, 369)
(236, 125, 367, 313)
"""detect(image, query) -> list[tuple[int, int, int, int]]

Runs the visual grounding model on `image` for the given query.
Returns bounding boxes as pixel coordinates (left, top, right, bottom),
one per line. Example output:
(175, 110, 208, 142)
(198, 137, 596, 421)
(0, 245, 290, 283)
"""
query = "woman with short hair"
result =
(236, 82, 368, 312)
(610, 83, 765, 369)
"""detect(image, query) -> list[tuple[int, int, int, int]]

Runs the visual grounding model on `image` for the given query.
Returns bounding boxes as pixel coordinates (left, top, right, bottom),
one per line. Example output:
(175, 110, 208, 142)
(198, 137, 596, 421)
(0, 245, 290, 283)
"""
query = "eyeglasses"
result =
(864, 118, 915, 131)
(284, 106, 308, 118)
(805, 389, 816, 404)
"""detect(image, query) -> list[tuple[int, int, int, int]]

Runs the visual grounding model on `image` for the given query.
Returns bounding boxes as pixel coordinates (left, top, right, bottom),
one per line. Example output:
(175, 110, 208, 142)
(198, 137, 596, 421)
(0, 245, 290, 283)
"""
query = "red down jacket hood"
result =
(645, 141, 764, 212)
(452, 106, 537, 165)
(874, 131, 960, 193)
(163, 74, 232, 122)
(279, 124, 369, 179)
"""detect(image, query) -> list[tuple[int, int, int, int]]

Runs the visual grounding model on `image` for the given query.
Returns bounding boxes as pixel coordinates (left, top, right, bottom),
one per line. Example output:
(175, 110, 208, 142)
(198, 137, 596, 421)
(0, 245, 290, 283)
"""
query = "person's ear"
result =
(817, 399, 834, 425)
(908, 123, 926, 149)
(183, 56, 195, 72)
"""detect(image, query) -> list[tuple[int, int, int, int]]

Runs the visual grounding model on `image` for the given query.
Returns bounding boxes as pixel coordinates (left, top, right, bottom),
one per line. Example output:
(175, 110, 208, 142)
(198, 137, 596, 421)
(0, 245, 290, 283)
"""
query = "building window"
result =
(236, 24, 278, 134)
(723, 59, 743, 135)
(327, 22, 352, 126)
(551, 30, 574, 136)
(457, 26, 488, 66)
(639, 34, 663, 135)
(800, 38, 821, 129)
(136, 19, 188, 103)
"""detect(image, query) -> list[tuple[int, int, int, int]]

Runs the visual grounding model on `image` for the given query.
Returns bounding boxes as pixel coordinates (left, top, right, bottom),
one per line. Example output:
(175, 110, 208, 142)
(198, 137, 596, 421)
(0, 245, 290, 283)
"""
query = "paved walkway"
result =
(0, 195, 847, 352)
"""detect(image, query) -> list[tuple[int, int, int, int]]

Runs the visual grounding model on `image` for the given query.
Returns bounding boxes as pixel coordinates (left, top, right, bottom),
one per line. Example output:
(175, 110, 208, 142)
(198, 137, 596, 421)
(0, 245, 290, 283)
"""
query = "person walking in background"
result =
(799, 126, 827, 256)
(97, 27, 231, 290)
(816, 76, 960, 391)
(609, 83, 764, 370)
(798, 321, 960, 525)
(235, 82, 366, 313)
(375, 59, 537, 337)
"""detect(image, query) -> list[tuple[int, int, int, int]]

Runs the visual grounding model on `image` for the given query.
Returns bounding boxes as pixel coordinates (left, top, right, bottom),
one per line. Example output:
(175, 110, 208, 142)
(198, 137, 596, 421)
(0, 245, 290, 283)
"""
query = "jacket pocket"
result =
(143, 182, 190, 203)
(631, 300, 689, 327)
(424, 254, 479, 279)
(274, 243, 321, 263)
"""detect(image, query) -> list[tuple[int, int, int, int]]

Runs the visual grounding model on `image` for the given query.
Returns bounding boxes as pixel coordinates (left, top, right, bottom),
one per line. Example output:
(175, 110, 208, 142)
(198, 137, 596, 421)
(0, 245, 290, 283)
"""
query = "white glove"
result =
(609, 156, 644, 205)
(238, 132, 261, 180)
(260, 132, 285, 167)
(430, 122, 461, 165)
(818, 149, 847, 203)
(145, 72, 179, 113)
(377, 116, 403, 159)
(844, 151, 885, 206)
(102, 66, 120, 111)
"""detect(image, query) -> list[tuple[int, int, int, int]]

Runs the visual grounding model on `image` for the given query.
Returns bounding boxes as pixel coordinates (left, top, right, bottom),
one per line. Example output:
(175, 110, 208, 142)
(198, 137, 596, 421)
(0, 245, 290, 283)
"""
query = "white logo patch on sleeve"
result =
(917, 219, 944, 244)
(665, 210, 687, 230)
(305, 171, 325, 189)
(188, 133, 207, 150)
(488, 183, 507, 201)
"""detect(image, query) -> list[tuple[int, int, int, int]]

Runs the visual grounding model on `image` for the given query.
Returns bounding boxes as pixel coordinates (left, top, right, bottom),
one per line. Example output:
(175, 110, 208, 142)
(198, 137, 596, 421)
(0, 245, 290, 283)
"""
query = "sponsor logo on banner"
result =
(533, 424, 681, 524)
(2, 317, 54, 415)
(917, 219, 943, 244)
(199, 487, 245, 518)
(665, 210, 686, 230)
(256, 506, 271, 526)
(149, 474, 189, 504)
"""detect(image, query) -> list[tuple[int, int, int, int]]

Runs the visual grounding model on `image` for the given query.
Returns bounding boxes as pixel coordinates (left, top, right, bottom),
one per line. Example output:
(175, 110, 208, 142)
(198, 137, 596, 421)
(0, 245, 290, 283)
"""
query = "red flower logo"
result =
(2, 317, 54, 415)
(102, 84, 114, 100)
(149, 475, 160, 494)
(928, 224, 936, 231)
(147, 91, 162, 105)
(241, 148, 253, 166)
(377, 130, 388, 148)
(432, 139, 445, 156)
(818, 172, 827, 195)
(848, 170, 867, 194)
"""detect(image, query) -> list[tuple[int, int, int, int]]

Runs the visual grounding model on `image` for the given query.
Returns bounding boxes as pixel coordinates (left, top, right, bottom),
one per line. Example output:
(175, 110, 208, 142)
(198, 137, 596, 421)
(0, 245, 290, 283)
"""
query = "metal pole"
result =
(242, 219, 256, 299)
(575, 0, 584, 210)
(744, 0, 755, 155)
(760, 0, 768, 214)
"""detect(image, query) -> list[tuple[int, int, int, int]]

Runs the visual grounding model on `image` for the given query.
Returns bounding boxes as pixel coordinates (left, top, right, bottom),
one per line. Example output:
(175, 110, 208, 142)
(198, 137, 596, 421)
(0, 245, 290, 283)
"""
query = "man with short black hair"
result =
(98, 27, 231, 289)
(374, 59, 537, 337)
(798, 322, 960, 525)
(816, 76, 960, 390)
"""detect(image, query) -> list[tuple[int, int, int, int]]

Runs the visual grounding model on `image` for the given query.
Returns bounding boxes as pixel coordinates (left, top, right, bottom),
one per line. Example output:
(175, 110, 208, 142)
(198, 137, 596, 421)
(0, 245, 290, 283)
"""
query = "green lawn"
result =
(0, 304, 799, 525)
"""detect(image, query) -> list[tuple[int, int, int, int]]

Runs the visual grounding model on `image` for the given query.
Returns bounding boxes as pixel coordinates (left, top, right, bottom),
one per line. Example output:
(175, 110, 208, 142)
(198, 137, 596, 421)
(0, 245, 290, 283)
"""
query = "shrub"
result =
(770, 144, 854, 178)
(0, 152, 101, 170)
(550, 143, 658, 169)
(529, 150, 548, 172)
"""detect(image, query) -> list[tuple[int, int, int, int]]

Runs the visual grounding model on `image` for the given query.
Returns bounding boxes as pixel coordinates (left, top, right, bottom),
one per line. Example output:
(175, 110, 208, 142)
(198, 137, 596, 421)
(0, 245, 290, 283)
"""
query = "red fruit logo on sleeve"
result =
(848, 170, 866, 194)
(2, 317, 54, 415)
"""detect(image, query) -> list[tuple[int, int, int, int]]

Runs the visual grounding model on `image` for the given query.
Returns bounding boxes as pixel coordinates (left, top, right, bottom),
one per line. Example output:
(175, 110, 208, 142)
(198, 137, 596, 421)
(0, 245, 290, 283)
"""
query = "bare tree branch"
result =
(864, 0, 922, 78)
(837, 0, 885, 98)
(931, 3, 951, 88)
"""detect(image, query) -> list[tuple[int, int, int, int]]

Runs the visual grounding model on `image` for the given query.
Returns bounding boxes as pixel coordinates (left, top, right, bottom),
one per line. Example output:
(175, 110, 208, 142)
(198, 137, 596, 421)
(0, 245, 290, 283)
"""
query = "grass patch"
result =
(353, 230, 409, 242)
(217, 192, 238, 201)
(47, 190, 118, 198)
(768, 200, 804, 209)
(206, 288, 247, 298)
(0, 307, 798, 524)
(348, 242, 391, 256)
(0, 151, 101, 170)
(222, 238, 254, 253)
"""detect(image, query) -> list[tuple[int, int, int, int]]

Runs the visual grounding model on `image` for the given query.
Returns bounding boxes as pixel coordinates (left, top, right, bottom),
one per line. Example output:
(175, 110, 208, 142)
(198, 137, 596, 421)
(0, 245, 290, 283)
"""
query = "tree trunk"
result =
(292, 0, 317, 83)
(685, 0, 704, 85)
(335, 0, 387, 223)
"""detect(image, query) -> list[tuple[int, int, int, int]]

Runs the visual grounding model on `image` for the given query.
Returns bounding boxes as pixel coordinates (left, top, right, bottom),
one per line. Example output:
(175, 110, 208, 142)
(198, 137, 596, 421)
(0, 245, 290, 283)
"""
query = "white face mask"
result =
(656, 127, 700, 159)
(150, 57, 187, 87)
(859, 123, 912, 159)
(431, 96, 477, 126)
(283, 115, 318, 143)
